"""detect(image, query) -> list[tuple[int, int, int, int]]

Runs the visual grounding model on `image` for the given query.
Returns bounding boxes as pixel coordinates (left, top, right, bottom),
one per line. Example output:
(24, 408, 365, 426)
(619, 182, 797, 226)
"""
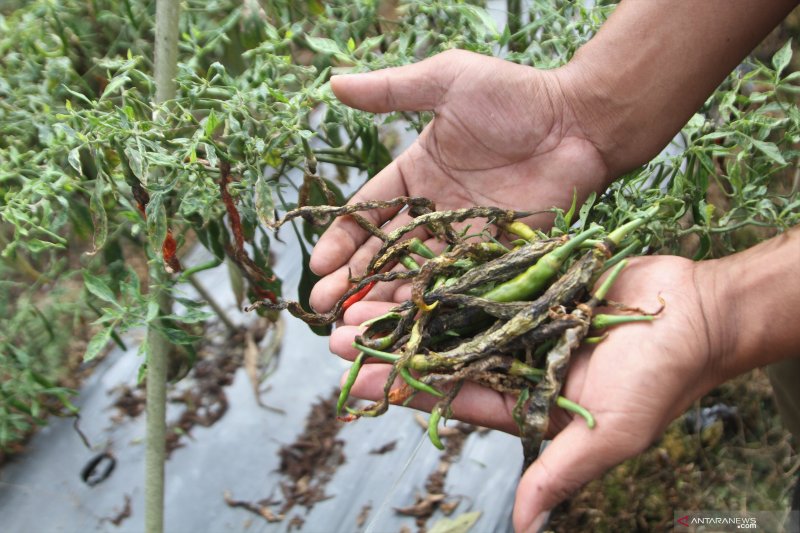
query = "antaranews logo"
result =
(674, 512, 759, 530)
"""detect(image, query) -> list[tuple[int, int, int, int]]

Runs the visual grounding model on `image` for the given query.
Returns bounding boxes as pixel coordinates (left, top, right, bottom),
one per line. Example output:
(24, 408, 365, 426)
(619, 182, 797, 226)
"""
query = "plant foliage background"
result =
(1, 0, 797, 528)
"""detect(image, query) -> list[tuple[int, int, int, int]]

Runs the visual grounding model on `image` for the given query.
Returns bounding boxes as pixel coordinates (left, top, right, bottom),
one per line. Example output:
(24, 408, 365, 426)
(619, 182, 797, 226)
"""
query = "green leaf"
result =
(84, 326, 113, 362)
(578, 192, 597, 231)
(460, 5, 499, 36)
(306, 36, 351, 62)
(83, 272, 120, 306)
(772, 39, 793, 77)
(26, 239, 62, 253)
(428, 511, 482, 533)
(155, 325, 201, 345)
(147, 299, 160, 322)
(347, 37, 356, 52)
(88, 178, 108, 255)
(564, 188, 578, 228)
(204, 109, 220, 137)
(100, 73, 131, 100)
(750, 138, 787, 165)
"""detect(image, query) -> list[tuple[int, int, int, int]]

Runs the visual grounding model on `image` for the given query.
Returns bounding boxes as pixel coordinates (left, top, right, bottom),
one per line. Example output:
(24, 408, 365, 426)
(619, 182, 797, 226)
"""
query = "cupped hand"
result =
(309, 50, 611, 312)
(328, 255, 731, 532)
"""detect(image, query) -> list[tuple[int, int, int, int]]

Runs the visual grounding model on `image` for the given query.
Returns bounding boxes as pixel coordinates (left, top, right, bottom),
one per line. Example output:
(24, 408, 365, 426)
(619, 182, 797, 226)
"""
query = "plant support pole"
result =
(146, 2, 180, 533)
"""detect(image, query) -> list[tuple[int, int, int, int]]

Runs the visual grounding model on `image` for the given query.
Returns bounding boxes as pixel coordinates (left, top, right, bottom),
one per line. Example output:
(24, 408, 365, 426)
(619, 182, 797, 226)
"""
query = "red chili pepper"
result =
(342, 280, 376, 311)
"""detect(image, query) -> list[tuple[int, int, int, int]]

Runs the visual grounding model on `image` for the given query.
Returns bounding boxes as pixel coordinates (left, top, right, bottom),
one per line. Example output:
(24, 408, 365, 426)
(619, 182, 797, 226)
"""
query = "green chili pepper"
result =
(399, 366, 444, 397)
(352, 342, 399, 362)
(338, 352, 366, 415)
(481, 225, 603, 302)
(593, 260, 627, 302)
(591, 313, 655, 329)
(408, 237, 436, 259)
(556, 395, 595, 429)
(428, 407, 445, 450)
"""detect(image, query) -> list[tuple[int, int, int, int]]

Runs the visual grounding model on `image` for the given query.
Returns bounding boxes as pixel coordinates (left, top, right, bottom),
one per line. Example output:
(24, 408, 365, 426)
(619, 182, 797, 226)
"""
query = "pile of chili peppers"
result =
(253, 197, 658, 466)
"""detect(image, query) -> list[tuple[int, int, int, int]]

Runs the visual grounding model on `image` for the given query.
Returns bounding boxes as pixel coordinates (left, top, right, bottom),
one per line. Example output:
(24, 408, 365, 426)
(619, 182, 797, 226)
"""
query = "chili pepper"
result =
(556, 395, 595, 429)
(342, 280, 377, 311)
(502, 220, 539, 242)
(337, 352, 366, 416)
(591, 313, 655, 329)
(481, 225, 603, 302)
(408, 237, 436, 259)
(399, 366, 444, 397)
(427, 407, 445, 450)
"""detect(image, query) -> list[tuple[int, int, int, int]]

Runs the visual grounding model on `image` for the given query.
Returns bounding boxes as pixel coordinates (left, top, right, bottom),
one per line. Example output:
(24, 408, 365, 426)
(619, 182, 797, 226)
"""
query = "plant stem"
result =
(146, 2, 181, 533)
(144, 276, 170, 533)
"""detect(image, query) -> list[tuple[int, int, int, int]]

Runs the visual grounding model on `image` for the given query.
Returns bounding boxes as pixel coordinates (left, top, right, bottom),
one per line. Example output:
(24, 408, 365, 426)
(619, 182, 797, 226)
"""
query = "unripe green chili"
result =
(556, 395, 595, 429)
(408, 237, 436, 259)
(428, 407, 445, 450)
(399, 366, 444, 397)
(591, 313, 655, 329)
(338, 352, 366, 415)
(481, 225, 603, 302)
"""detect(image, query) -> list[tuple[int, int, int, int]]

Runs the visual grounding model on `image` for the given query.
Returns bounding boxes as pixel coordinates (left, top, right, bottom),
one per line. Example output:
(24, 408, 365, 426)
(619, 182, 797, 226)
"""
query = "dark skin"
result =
(310, 1, 800, 531)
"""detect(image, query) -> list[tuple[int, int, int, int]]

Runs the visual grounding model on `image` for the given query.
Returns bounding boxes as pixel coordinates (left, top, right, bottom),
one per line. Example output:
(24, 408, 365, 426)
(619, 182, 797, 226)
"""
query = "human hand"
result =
(309, 50, 611, 311)
(328, 255, 732, 532)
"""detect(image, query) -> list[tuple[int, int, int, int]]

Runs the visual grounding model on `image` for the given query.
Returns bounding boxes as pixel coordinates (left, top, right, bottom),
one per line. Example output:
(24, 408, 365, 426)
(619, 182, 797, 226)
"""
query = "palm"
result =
(310, 51, 608, 311)
(329, 256, 721, 529)
(401, 58, 607, 215)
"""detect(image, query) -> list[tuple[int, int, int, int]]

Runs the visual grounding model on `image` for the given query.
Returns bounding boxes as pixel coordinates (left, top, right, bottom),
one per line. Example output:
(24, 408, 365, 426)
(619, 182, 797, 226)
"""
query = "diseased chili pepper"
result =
(342, 280, 377, 312)
(257, 197, 660, 458)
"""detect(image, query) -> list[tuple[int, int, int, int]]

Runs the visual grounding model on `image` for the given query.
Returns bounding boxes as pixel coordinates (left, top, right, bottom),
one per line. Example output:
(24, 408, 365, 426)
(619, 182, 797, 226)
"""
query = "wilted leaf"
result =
(88, 178, 108, 255)
(145, 192, 168, 255)
(227, 257, 246, 308)
(428, 511, 482, 533)
(255, 174, 276, 227)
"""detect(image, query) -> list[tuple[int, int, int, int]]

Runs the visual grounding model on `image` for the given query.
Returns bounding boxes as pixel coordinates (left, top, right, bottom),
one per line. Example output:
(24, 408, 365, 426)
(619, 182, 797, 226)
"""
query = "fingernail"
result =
(525, 511, 551, 533)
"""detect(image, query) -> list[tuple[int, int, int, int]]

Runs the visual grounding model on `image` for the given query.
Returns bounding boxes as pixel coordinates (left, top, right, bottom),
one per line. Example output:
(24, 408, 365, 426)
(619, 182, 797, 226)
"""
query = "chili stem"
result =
(556, 396, 595, 429)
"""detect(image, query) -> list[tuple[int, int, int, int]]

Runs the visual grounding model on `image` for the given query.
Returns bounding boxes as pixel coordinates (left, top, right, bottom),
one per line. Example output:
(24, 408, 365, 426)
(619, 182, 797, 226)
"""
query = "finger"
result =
(342, 301, 399, 326)
(345, 364, 519, 434)
(512, 418, 650, 533)
(309, 153, 413, 278)
(310, 206, 430, 312)
(365, 235, 450, 303)
(330, 51, 462, 113)
(330, 325, 363, 361)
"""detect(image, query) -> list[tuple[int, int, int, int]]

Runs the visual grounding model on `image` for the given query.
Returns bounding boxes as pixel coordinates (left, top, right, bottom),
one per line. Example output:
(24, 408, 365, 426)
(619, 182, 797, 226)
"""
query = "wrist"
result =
(699, 227, 800, 380)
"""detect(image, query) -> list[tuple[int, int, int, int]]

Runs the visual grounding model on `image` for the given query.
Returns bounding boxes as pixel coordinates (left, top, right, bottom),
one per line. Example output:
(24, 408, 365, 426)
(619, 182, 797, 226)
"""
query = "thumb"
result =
(330, 52, 459, 113)
(512, 419, 650, 533)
